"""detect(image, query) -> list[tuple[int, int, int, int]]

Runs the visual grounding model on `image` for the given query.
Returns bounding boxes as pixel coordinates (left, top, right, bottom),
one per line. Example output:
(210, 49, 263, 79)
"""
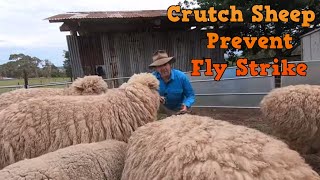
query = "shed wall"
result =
(66, 30, 225, 80)
(302, 29, 320, 61)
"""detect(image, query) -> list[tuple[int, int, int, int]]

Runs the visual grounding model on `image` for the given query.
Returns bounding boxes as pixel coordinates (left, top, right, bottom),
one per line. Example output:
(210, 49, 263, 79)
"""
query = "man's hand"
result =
(160, 96, 166, 104)
(177, 104, 188, 114)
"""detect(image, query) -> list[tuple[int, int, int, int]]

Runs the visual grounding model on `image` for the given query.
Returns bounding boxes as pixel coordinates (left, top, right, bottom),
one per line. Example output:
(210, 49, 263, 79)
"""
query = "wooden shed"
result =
(300, 27, 320, 61)
(46, 10, 225, 84)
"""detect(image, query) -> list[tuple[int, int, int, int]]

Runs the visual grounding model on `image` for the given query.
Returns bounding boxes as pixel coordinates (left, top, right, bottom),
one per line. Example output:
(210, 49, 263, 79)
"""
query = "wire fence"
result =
(1, 60, 319, 109)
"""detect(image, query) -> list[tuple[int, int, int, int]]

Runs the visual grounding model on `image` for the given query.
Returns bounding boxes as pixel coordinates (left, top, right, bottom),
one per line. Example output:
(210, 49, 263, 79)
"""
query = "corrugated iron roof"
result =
(46, 10, 172, 22)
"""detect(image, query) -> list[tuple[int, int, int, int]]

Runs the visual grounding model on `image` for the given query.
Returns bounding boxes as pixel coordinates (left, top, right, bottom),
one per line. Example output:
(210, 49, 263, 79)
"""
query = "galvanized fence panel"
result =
(281, 60, 320, 87)
(0, 81, 72, 94)
(3, 60, 320, 108)
(194, 93, 268, 108)
(0, 74, 275, 109)
(99, 74, 275, 109)
(103, 77, 130, 88)
(28, 82, 72, 88)
(190, 76, 275, 108)
(181, 63, 276, 108)
(0, 85, 24, 94)
(190, 76, 275, 94)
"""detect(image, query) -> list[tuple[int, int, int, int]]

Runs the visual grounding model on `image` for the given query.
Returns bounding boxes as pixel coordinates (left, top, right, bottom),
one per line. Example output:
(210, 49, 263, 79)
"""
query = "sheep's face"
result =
(70, 75, 108, 95)
(119, 73, 161, 113)
(126, 73, 160, 91)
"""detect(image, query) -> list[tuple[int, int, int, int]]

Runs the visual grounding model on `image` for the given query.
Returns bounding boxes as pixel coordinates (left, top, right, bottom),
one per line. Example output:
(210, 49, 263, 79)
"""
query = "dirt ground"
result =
(190, 107, 274, 134)
(161, 107, 320, 175)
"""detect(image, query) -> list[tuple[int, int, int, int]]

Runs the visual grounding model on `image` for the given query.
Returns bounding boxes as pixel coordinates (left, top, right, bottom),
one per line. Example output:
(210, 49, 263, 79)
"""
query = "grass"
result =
(0, 77, 71, 86)
(0, 77, 71, 94)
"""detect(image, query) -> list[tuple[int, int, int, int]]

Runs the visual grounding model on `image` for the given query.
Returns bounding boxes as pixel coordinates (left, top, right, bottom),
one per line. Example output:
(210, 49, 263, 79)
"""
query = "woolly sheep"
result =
(303, 153, 320, 174)
(0, 72, 160, 169)
(121, 114, 320, 180)
(0, 75, 108, 111)
(259, 84, 320, 154)
(0, 139, 127, 180)
(65, 75, 108, 95)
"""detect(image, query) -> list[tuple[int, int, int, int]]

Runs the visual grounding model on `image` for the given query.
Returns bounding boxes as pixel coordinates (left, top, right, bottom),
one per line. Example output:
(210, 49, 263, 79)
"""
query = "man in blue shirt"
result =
(149, 50, 195, 115)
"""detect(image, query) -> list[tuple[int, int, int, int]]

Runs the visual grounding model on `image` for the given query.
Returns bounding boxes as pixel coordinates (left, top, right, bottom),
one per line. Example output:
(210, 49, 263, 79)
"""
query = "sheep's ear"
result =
(73, 85, 84, 92)
(147, 80, 159, 90)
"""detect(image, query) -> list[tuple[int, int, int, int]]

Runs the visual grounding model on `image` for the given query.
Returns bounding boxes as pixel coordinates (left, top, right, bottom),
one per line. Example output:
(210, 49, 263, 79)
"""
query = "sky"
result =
(0, 0, 182, 67)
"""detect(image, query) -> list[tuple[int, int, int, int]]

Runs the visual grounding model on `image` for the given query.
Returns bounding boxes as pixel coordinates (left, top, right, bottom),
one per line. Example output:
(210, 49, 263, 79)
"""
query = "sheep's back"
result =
(260, 84, 320, 153)
(121, 114, 320, 180)
(0, 88, 64, 111)
(0, 140, 127, 180)
(0, 86, 158, 169)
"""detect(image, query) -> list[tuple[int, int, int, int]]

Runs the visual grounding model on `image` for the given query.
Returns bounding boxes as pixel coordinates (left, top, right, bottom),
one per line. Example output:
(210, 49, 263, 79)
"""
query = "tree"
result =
(8, 53, 43, 78)
(52, 66, 62, 77)
(179, 0, 320, 58)
(0, 61, 19, 78)
(63, 50, 73, 81)
(42, 59, 62, 78)
(0, 53, 65, 79)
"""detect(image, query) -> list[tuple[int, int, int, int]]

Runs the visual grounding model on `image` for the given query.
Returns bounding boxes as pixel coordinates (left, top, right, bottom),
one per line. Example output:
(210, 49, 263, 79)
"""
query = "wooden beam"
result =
(58, 18, 208, 33)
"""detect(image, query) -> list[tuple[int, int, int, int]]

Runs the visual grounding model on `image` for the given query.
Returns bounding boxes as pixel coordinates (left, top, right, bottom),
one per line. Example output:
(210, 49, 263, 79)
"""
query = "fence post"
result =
(23, 69, 28, 89)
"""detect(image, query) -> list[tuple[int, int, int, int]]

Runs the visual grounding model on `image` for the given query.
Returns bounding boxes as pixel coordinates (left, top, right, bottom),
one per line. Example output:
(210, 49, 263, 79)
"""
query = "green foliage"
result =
(63, 50, 72, 80)
(225, 50, 240, 66)
(41, 59, 62, 78)
(179, 0, 320, 58)
(0, 53, 66, 78)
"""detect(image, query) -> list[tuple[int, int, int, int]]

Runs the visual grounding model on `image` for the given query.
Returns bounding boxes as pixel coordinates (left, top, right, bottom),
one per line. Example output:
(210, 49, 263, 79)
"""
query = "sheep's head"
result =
(126, 73, 159, 90)
(68, 75, 108, 95)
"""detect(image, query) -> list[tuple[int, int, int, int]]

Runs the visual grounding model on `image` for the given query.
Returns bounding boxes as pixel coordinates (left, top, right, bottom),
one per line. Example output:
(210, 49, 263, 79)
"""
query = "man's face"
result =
(156, 63, 171, 78)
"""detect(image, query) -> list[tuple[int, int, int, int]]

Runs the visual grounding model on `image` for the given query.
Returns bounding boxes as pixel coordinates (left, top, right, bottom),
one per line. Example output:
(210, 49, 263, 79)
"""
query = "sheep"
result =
(0, 75, 108, 111)
(259, 84, 320, 154)
(0, 72, 160, 169)
(64, 75, 108, 95)
(121, 114, 320, 180)
(303, 153, 320, 174)
(0, 139, 127, 180)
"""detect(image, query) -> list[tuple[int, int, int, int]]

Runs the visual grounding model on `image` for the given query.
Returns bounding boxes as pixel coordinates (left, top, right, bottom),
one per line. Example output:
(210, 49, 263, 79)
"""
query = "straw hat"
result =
(149, 50, 176, 68)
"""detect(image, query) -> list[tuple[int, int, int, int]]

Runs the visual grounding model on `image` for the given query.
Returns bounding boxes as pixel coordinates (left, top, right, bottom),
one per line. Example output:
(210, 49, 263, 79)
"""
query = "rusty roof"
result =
(46, 10, 174, 22)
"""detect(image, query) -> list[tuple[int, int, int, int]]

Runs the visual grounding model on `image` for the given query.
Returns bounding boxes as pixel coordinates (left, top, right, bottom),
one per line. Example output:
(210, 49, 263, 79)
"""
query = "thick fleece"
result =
(65, 75, 108, 95)
(260, 84, 320, 154)
(303, 153, 320, 174)
(0, 75, 108, 111)
(121, 114, 320, 180)
(0, 88, 64, 111)
(0, 73, 160, 169)
(0, 140, 127, 180)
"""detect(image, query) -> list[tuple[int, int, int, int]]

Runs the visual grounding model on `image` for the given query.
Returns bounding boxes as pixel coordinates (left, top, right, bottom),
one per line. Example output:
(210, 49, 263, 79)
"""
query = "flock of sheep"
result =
(0, 73, 319, 179)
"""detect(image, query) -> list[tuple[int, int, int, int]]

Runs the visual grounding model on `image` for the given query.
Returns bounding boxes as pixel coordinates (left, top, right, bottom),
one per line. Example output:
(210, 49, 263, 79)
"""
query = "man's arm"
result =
(181, 75, 195, 108)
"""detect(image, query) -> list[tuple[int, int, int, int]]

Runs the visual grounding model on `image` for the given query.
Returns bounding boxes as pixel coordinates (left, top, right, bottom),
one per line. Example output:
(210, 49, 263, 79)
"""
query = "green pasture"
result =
(0, 77, 71, 94)
(0, 77, 70, 86)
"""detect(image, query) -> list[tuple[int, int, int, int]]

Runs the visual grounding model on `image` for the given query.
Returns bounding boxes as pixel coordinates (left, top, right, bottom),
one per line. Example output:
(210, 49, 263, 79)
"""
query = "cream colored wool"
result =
(0, 140, 127, 180)
(0, 88, 64, 111)
(0, 73, 160, 169)
(260, 84, 320, 154)
(0, 75, 108, 111)
(121, 114, 320, 180)
(65, 75, 108, 95)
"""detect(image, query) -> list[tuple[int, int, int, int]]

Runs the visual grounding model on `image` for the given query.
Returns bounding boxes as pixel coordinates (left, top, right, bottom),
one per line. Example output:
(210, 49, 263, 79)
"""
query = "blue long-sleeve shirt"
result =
(153, 69, 195, 111)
